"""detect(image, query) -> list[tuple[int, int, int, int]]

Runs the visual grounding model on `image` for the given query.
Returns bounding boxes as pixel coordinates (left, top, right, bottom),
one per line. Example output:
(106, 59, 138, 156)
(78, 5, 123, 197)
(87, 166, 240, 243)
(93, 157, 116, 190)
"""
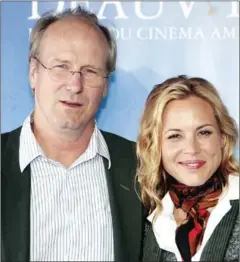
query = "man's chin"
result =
(58, 122, 83, 131)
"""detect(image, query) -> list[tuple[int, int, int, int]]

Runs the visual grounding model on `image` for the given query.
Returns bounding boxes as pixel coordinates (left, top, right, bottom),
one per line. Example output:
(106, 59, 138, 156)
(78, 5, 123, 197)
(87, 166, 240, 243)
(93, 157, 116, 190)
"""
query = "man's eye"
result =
(54, 64, 69, 70)
(84, 68, 98, 75)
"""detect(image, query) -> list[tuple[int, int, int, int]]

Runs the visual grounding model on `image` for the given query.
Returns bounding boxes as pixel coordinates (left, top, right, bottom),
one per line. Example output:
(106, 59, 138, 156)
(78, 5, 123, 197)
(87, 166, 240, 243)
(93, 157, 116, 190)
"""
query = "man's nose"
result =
(66, 72, 83, 93)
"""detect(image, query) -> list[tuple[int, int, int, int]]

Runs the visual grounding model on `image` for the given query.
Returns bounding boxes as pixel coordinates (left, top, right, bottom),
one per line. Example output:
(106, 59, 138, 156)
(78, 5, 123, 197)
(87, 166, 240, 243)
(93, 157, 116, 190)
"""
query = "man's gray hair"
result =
(29, 6, 117, 73)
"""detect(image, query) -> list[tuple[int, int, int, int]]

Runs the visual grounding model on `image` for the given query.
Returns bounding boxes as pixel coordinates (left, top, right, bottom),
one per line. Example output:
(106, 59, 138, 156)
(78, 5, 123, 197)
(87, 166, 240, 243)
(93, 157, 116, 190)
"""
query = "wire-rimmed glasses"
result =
(33, 56, 108, 88)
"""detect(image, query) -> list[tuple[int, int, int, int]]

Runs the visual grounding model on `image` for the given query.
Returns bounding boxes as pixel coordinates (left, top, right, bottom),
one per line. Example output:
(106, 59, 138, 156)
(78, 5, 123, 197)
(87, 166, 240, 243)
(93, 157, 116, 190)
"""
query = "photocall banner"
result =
(1, 1, 239, 145)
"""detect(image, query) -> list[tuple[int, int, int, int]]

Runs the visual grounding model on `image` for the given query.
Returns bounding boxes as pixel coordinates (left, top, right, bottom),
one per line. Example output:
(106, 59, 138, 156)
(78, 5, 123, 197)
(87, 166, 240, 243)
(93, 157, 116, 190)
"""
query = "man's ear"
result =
(102, 79, 109, 98)
(29, 58, 38, 92)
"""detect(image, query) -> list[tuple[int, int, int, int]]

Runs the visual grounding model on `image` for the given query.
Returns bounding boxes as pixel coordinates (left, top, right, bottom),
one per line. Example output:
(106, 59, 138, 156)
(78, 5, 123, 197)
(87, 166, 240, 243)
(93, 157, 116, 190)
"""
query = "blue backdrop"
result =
(1, 1, 239, 144)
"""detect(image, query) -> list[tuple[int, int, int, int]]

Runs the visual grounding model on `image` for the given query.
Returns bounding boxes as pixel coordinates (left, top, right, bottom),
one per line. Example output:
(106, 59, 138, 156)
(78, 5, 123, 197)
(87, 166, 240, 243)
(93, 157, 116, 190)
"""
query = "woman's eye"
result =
(168, 134, 181, 140)
(199, 130, 212, 136)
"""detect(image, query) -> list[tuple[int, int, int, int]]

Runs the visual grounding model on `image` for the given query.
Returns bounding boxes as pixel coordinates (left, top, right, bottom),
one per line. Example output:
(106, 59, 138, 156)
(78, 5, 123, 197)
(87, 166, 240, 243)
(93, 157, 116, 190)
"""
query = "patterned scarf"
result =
(168, 171, 225, 261)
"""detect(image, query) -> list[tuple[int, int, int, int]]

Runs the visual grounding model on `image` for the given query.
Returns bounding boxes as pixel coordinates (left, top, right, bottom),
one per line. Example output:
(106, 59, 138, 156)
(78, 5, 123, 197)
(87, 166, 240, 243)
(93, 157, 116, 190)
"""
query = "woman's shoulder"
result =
(142, 220, 159, 261)
(224, 211, 239, 261)
(228, 172, 239, 177)
(222, 174, 239, 200)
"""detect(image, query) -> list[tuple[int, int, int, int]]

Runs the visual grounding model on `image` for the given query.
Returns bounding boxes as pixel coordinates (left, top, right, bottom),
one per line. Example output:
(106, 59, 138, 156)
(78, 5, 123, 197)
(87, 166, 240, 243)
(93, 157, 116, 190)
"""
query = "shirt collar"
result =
(19, 114, 111, 172)
(219, 173, 239, 200)
(19, 114, 44, 172)
(95, 127, 111, 169)
(147, 191, 175, 223)
(75, 124, 111, 169)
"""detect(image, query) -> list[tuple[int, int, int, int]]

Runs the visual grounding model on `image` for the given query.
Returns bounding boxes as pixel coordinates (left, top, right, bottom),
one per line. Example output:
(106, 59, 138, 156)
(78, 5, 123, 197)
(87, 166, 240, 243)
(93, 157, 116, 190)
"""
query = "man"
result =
(1, 6, 143, 262)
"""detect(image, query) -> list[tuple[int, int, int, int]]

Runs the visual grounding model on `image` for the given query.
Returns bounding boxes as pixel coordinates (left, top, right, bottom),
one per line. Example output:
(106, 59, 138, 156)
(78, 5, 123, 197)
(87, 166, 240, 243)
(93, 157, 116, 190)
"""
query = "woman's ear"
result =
(221, 134, 226, 149)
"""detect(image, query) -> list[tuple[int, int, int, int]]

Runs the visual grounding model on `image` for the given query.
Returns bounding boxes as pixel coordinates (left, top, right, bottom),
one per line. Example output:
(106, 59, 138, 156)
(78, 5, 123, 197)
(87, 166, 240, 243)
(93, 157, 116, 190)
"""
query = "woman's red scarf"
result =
(168, 171, 225, 261)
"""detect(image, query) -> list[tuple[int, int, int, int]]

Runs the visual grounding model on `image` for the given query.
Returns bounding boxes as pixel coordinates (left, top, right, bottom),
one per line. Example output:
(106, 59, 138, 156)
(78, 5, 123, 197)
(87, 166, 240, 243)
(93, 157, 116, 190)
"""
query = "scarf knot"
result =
(168, 171, 224, 261)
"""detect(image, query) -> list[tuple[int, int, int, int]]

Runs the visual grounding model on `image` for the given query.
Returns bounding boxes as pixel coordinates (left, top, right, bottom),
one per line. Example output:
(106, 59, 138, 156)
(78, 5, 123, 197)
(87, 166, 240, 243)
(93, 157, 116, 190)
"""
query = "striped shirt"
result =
(19, 115, 114, 261)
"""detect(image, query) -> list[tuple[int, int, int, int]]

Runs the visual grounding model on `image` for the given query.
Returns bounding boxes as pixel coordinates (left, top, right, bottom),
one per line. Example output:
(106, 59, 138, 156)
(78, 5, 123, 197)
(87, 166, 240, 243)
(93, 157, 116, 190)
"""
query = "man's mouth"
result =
(60, 100, 83, 108)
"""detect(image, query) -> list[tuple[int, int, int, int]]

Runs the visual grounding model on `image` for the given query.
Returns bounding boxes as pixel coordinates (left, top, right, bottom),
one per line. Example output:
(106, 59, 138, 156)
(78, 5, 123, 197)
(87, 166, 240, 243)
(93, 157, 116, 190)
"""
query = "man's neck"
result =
(32, 118, 95, 168)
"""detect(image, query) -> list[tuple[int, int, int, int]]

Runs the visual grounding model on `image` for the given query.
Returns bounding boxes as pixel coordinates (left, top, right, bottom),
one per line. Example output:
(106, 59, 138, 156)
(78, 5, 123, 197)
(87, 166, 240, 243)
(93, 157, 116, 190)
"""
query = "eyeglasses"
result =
(32, 56, 109, 88)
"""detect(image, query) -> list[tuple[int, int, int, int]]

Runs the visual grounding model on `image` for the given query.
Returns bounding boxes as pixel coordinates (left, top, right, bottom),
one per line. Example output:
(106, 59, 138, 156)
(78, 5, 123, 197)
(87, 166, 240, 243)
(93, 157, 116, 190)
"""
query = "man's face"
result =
(29, 17, 109, 134)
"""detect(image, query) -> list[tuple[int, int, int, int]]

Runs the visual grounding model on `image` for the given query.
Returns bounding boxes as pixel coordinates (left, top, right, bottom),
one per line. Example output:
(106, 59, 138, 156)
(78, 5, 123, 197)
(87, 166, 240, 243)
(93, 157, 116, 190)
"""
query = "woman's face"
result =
(161, 96, 224, 186)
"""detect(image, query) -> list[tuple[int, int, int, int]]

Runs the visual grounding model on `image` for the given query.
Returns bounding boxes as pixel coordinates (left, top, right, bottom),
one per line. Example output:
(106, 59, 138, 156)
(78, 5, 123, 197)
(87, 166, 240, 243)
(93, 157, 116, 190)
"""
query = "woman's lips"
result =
(178, 160, 206, 170)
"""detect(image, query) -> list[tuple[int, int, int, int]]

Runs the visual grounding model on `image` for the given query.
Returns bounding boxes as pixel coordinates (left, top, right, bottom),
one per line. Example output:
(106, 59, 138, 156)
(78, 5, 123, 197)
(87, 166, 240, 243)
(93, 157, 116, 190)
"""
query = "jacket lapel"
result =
(103, 158, 127, 261)
(102, 131, 144, 262)
(142, 223, 163, 261)
(1, 127, 31, 262)
(200, 199, 239, 261)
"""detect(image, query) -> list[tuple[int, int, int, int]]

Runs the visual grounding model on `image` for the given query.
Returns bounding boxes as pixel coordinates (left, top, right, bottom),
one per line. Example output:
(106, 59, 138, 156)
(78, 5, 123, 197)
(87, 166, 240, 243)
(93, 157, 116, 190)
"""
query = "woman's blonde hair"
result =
(136, 75, 239, 215)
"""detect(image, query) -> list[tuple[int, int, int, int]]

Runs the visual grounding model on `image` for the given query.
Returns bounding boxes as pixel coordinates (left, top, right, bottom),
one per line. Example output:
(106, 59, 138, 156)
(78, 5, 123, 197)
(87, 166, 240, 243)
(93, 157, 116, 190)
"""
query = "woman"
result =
(137, 75, 239, 261)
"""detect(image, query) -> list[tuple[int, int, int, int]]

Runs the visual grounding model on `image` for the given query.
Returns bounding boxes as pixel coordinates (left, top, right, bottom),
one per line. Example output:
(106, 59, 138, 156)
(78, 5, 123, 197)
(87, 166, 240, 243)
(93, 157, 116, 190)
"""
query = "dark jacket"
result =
(1, 127, 144, 262)
(142, 200, 239, 261)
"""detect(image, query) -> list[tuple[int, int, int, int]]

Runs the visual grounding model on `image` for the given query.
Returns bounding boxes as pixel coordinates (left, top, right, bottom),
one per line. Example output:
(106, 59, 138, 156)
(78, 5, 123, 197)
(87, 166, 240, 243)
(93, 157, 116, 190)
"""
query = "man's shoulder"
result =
(101, 129, 135, 148)
(1, 126, 22, 139)
(1, 126, 22, 151)
(100, 130, 136, 159)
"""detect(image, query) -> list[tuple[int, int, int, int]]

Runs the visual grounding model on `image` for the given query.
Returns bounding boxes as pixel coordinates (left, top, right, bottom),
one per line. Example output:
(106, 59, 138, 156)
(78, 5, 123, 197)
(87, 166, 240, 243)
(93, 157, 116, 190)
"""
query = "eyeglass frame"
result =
(32, 56, 109, 86)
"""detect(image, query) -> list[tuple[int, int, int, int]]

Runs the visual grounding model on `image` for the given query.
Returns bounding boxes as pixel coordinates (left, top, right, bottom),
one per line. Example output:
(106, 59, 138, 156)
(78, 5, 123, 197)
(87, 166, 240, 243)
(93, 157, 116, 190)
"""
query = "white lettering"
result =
(210, 28, 221, 39)
(97, 2, 128, 19)
(110, 28, 131, 40)
(169, 27, 178, 40)
(137, 27, 204, 40)
(120, 28, 132, 40)
(110, 28, 120, 39)
(135, 1, 163, 19)
(137, 28, 150, 40)
(178, 27, 189, 39)
(224, 27, 236, 38)
(155, 28, 167, 40)
(28, 1, 40, 20)
(194, 27, 204, 40)
(28, 1, 66, 19)
(54, 1, 65, 14)
(71, 1, 90, 9)
(227, 2, 239, 18)
(179, 1, 195, 19)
